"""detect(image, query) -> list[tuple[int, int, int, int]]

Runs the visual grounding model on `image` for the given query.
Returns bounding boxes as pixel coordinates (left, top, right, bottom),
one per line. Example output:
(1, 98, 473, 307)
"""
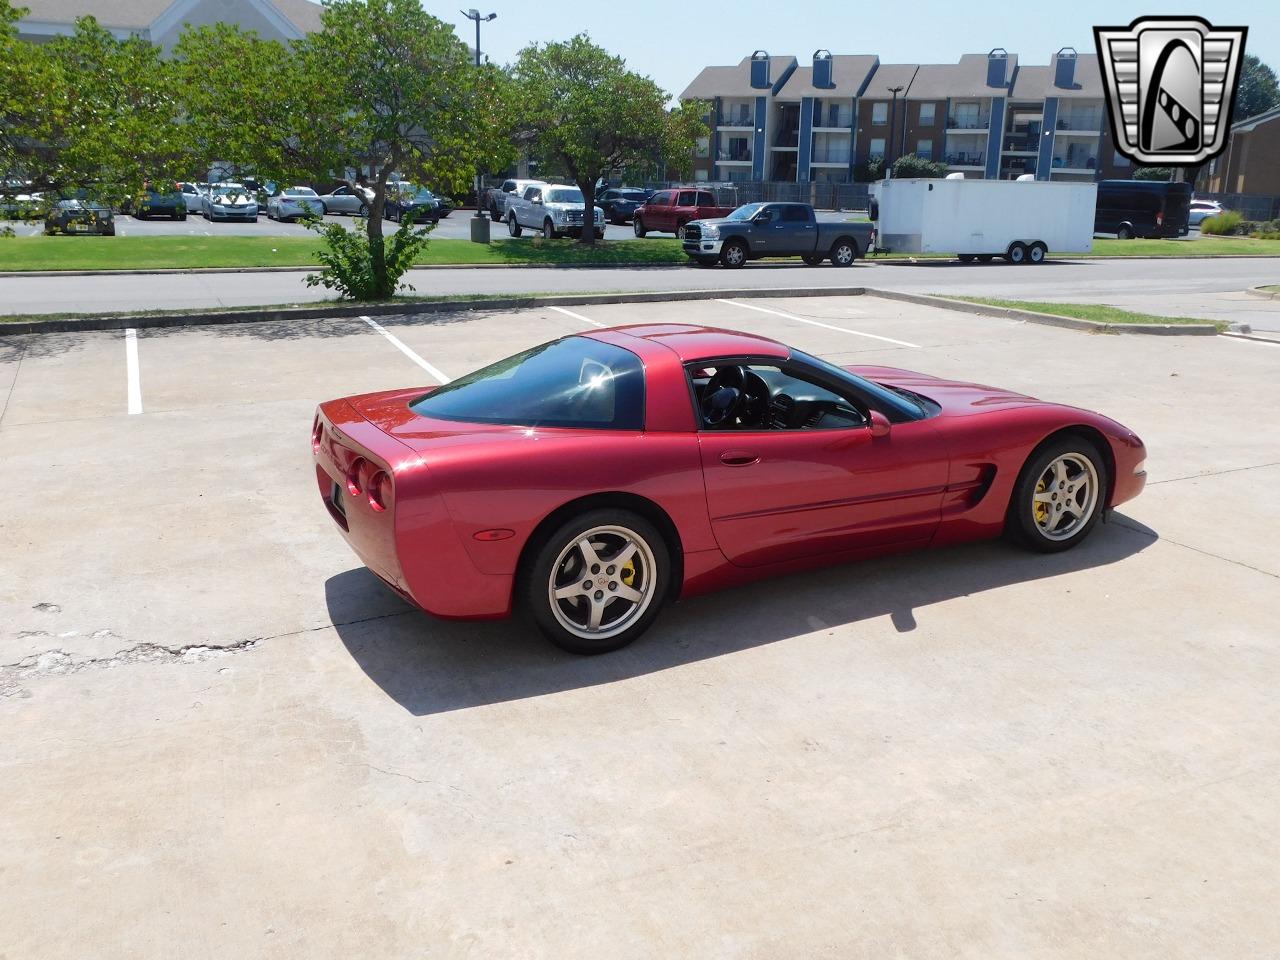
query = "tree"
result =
(1236, 54, 1280, 122)
(1, 1, 58, 190)
(890, 154, 948, 178)
(286, 0, 507, 297)
(1133, 166, 1174, 181)
(854, 157, 884, 183)
(512, 35, 705, 245)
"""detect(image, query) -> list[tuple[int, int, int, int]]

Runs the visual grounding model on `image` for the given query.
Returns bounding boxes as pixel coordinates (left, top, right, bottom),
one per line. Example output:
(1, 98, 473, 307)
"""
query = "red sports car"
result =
(313, 324, 1146, 654)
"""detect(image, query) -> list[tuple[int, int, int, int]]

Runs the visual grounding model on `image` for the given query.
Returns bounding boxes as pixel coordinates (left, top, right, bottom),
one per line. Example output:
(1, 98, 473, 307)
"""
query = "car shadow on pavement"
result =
(327, 515, 1157, 716)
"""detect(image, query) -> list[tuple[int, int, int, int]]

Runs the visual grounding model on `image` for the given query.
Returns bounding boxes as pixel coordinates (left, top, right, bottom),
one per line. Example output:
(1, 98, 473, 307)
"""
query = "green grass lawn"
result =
(0, 232, 1276, 273)
(941, 296, 1225, 330)
(0, 235, 686, 272)
(1259, 284, 1280, 294)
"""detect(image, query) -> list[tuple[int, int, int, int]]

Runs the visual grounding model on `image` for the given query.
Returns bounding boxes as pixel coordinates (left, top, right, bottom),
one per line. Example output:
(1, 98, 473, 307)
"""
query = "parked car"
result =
(634, 188, 735, 238)
(383, 185, 444, 224)
(202, 183, 259, 222)
(176, 181, 206, 214)
(44, 198, 115, 235)
(1, 189, 43, 220)
(598, 187, 649, 224)
(1094, 179, 1191, 239)
(319, 183, 374, 216)
(133, 187, 187, 220)
(506, 183, 606, 239)
(487, 178, 547, 221)
(1188, 199, 1226, 227)
(266, 186, 325, 221)
(312, 324, 1147, 654)
(683, 202, 873, 268)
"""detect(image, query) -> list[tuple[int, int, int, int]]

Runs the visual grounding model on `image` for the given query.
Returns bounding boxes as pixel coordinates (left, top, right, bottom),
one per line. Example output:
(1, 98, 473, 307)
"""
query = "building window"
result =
(1112, 149, 1130, 167)
(918, 102, 935, 125)
(916, 139, 933, 159)
(696, 137, 709, 158)
(872, 102, 888, 126)
(869, 138, 886, 160)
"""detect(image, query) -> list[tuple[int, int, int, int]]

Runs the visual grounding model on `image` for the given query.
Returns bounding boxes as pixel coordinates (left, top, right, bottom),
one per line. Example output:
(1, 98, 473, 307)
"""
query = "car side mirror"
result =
(869, 410, 891, 438)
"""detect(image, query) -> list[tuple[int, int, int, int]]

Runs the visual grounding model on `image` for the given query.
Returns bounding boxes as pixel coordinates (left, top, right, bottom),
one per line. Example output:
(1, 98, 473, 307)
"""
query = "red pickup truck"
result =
(633, 188, 734, 238)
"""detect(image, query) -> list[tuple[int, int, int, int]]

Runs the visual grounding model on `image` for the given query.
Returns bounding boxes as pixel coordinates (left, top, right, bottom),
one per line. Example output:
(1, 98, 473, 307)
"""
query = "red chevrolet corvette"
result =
(313, 324, 1146, 653)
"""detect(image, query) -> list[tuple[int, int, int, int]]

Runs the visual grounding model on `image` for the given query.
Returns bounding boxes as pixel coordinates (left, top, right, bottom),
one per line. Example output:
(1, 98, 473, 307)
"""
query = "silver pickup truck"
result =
(505, 183, 607, 240)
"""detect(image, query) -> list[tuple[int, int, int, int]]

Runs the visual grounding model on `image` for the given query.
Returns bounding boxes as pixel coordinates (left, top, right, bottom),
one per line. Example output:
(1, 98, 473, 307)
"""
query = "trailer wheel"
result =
(977, 254, 994, 263)
(958, 254, 976, 263)
(1028, 241, 1047, 264)
(1005, 241, 1028, 264)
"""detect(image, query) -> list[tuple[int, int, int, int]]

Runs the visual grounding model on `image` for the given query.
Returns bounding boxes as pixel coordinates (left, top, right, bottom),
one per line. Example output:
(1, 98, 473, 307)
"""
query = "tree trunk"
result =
(366, 168, 392, 299)
(577, 178, 597, 245)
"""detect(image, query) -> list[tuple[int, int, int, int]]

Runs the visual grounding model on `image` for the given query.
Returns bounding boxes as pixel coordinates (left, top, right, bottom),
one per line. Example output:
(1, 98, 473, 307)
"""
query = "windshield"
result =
(547, 188, 585, 204)
(619, 190, 646, 201)
(212, 184, 246, 196)
(412, 188, 436, 201)
(726, 203, 765, 221)
(409, 336, 645, 430)
(286, 187, 316, 197)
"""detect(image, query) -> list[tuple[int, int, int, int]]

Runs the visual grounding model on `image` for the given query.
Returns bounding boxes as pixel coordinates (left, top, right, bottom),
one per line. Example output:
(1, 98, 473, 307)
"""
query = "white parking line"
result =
(714, 299, 921, 349)
(124, 328, 143, 415)
(549, 306, 604, 328)
(361, 316, 451, 382)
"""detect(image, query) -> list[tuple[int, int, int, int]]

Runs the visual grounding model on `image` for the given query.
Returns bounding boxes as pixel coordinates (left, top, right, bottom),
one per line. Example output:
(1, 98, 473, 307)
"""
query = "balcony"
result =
(945, 152, 985, 168)
(773, 130, 800, 148)
(1003, 134, 1039, 154)
(1055, 115, 1102, 135)
(716, 148, 753, 163)
(947, 118, 989, 131)
(811, 147, 851, 164)
(716, 111, 756, 129)
(1051, 154, 1097, 171)
(813, 109, 853, 129)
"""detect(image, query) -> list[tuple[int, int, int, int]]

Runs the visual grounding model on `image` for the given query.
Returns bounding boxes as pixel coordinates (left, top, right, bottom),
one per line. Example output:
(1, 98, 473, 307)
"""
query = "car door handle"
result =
(720, 451, 759, 466)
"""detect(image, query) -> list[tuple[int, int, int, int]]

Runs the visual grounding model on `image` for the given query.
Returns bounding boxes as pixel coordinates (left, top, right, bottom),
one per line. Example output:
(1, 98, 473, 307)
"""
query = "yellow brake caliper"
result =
(1034, 476, 1048, 525)
(620, 558, 637, 588)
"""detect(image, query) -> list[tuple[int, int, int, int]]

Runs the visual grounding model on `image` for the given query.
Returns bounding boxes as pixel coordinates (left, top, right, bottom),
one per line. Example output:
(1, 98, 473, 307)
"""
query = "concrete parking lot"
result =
(1, 295, 1277, 957)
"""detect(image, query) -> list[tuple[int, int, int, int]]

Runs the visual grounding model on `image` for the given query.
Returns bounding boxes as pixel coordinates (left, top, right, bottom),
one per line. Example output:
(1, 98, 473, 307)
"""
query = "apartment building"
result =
(682, 48, 1133, 184)
(1199, 105, 1280, 197)
(14, 0, 324, 51)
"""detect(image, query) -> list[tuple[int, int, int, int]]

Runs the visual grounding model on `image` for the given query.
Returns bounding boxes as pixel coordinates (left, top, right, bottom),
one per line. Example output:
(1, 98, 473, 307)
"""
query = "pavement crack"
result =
(1, 637, 261, 684)
(1109, 517, 1278, 580)
(0, 337, 26, 427)
(1148, 461, 1280, 486)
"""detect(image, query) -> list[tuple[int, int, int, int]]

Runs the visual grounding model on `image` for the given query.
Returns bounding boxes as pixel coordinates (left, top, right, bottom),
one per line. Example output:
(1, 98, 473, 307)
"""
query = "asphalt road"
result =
(1, 255, 1276, 331)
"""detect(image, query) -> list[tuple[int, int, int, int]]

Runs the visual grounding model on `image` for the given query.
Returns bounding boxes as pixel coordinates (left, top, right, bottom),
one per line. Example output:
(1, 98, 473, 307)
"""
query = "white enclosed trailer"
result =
(870, 177, 1097, 263)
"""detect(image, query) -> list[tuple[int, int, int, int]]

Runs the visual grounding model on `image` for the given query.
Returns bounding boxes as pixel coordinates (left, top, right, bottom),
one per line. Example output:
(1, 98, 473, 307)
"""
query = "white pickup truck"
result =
(505, 183, 606, 240)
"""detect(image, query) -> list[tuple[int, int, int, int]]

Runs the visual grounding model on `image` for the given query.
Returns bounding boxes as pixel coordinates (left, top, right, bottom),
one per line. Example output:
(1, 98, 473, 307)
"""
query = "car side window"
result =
(502, 181, 516, 192)
(755, 207, 778, 224)
(781, 205, 809, 222)
(677, 191, 695, 206)
(689, 362, 868, 431)
(524, 187, 542, 202)
(696, 191, 716, 206)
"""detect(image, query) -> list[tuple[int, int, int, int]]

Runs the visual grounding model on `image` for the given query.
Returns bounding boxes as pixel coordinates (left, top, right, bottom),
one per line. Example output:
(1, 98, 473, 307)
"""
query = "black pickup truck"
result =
(681, 202, 875, 268)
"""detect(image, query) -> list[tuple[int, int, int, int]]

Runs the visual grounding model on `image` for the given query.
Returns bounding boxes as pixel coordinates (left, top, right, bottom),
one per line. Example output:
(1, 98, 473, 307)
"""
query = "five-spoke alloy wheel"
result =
(526, 509, 669, 654)
(1007, 437, 1107, 552)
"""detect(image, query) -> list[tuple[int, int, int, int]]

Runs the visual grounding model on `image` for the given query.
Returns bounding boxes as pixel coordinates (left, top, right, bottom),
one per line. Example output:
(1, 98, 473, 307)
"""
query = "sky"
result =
(436, 1, 1280, 99)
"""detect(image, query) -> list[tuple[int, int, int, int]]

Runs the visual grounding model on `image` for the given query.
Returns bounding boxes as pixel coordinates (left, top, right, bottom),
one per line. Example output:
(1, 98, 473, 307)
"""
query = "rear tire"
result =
(958, 253, 976, 263)
(1028, 241, 1047, 264)
(1006, 436, 1108, 553)
(721, 240, 748, 268)
(633, 217, 647, 238)
(675, 222, 688, 239)
(1005, 241, 1028, 264)
(1117, 224, 1134, 240)
(524, 508, 670, 655)
(830, 238, 858, 267)
(508, 214, 522, 238)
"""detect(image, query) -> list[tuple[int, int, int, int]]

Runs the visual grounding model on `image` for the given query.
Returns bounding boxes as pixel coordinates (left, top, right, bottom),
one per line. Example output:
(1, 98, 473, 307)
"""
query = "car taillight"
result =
(367, 471, 392, 512)
(346, 456, 367, 495)
(1156, 211, 1164, 226)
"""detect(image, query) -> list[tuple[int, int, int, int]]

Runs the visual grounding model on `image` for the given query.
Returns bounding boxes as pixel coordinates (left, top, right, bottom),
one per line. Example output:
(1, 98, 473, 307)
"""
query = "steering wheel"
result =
(702, 365, 746, 427)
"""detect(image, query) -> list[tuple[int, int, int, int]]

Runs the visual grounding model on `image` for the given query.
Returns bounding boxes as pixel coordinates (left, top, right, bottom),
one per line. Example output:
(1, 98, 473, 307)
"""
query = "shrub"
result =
(1133, 166, 1175, 181)
(1200, 210, 1243, 235)
(304, 211, 434, 300)
(854, 158, 884, 183)
(889, 154, 950, 179)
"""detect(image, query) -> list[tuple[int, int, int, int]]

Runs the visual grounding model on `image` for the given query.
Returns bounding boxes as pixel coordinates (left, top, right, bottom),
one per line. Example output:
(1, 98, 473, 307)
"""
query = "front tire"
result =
(1005, 241, 1028, 264)
(721, 240, 748, 268)
(525, 509, 670, 654)
(1117, 224, 1134, 240)
(543, 219, 556, 240)
(508, 214, 522, 238)
(633, 217, 647, 238)
(1006, 436, 1108, 553)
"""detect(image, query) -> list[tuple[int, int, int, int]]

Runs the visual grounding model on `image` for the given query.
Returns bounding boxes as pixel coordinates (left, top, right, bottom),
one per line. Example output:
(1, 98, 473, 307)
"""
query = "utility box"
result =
(870, 177, 1097, 261)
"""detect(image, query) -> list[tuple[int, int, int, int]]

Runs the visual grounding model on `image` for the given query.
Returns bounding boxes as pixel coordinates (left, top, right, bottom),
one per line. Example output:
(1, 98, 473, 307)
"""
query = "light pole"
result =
(462, 8, 496, 243)
(886, 85, 904, 175)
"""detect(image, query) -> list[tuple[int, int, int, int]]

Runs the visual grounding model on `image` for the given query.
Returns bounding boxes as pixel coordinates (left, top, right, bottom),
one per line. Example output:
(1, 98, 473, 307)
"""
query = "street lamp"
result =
(886, 85, 904, 173)
(462, 8, 497, 243)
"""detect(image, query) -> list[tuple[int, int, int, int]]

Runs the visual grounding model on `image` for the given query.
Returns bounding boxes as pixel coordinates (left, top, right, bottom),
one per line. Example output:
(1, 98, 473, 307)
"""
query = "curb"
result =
(863, 289, 1220, 336)
(1245, 285, 1280, 300)
(0, 286, 869, 337)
